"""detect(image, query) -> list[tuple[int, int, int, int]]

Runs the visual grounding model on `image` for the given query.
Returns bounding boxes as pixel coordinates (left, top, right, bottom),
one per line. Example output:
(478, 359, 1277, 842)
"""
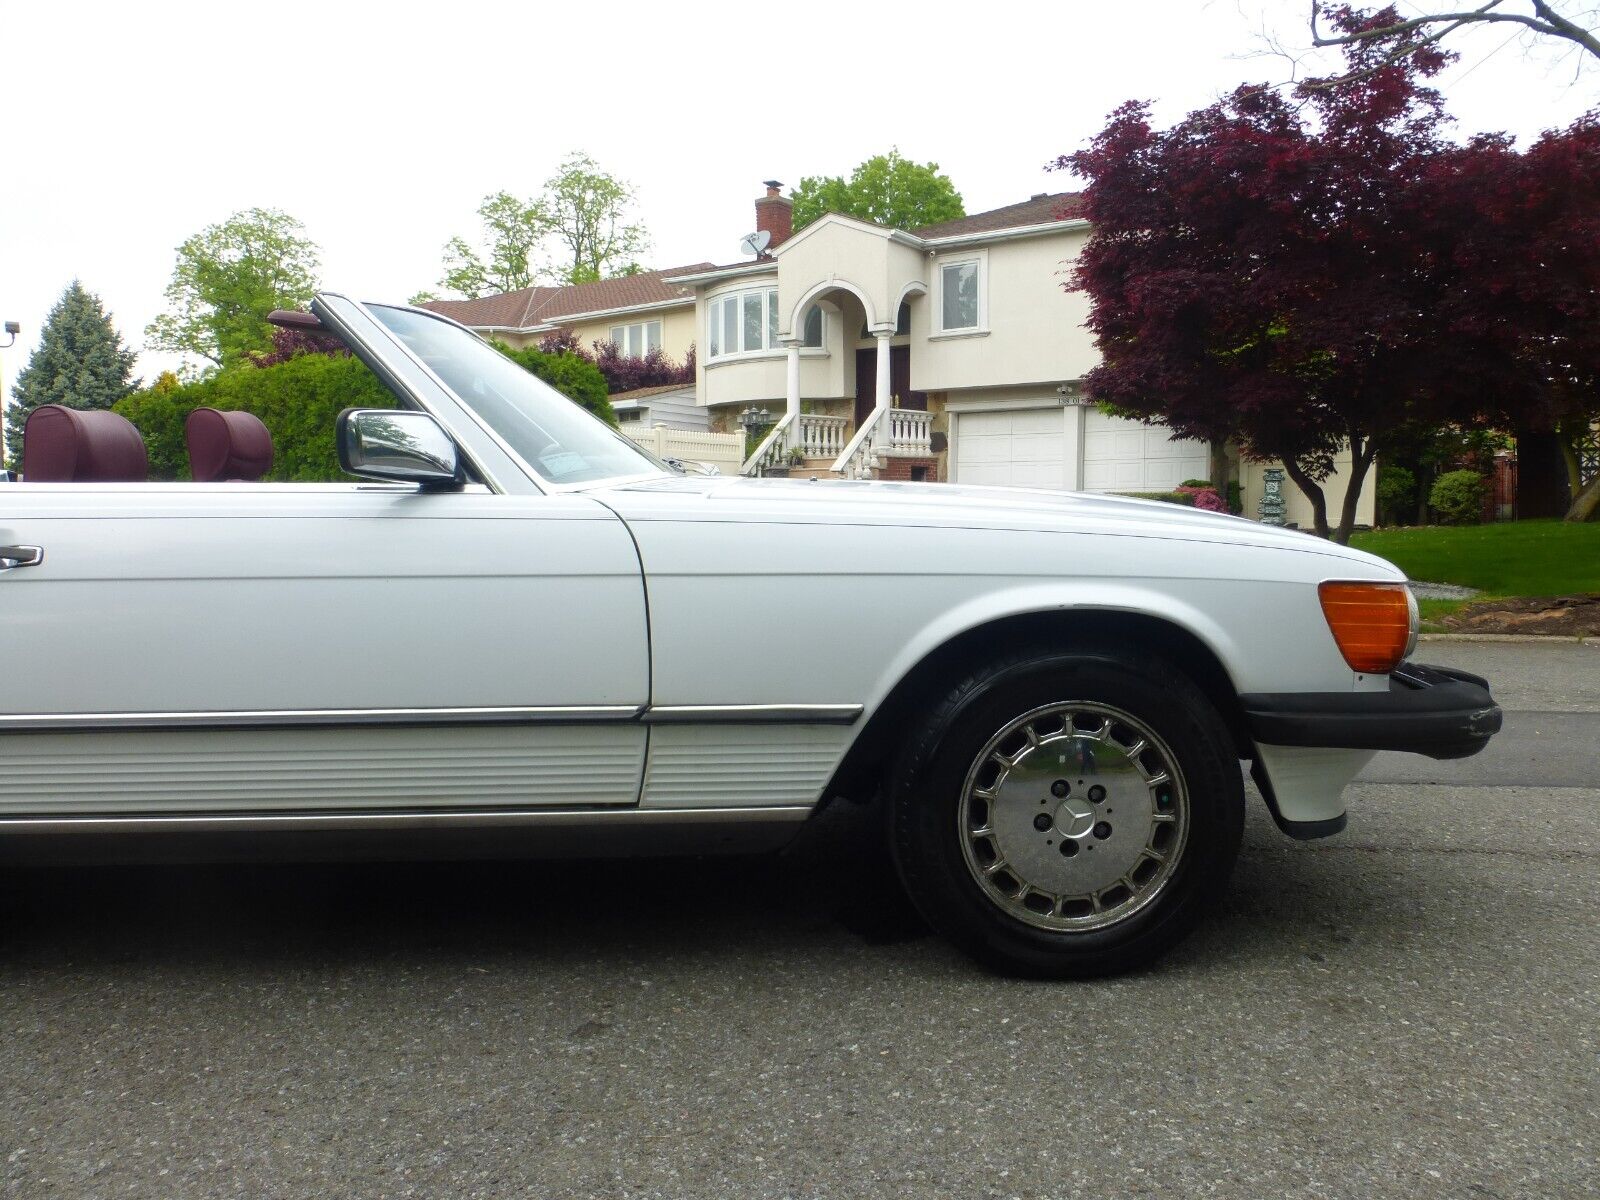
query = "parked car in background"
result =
(0, 296, 1502, 977)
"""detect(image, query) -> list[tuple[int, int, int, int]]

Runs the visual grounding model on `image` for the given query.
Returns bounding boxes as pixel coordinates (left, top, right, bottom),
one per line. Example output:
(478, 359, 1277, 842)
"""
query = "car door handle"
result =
(0, 545, 43, 570)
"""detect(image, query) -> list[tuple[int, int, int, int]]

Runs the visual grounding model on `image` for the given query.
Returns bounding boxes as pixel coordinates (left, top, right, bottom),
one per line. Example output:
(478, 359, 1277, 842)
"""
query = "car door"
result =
(0, 304, 650, 818)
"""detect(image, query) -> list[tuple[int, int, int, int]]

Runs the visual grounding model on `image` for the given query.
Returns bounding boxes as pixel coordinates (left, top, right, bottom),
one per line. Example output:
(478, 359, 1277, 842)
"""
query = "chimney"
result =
(755, 180, 792, 252)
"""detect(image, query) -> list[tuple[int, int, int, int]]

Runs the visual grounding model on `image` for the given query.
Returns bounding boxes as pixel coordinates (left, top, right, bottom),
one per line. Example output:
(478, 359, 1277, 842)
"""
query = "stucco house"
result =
(426, 182, 1372, 527)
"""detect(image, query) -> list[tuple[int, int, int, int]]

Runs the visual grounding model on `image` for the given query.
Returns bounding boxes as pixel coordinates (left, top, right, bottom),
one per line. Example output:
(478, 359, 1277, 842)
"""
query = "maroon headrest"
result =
(22, 405, 147, 482)
(185, 408, 274, 482)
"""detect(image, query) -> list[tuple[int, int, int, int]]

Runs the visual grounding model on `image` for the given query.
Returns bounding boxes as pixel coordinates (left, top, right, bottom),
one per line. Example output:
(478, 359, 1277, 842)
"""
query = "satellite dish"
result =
(739, 229, 772, 258)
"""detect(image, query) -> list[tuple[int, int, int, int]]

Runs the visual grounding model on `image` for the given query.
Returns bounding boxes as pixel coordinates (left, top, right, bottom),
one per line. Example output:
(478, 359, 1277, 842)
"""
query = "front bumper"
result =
(1241, 661, 1503, 762)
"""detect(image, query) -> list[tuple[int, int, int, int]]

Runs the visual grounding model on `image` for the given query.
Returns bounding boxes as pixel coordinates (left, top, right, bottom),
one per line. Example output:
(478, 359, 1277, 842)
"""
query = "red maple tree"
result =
(1062, 5, 1600, 535)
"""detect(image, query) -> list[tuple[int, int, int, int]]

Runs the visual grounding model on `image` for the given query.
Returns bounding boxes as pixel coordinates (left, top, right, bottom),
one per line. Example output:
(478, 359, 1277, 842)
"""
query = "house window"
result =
(609, 320, 662, 358)
(801, 304, 824, 348)
(940, 259, 981, 331)
(708, 288, 781, 359)
(616, 408, 642, 422)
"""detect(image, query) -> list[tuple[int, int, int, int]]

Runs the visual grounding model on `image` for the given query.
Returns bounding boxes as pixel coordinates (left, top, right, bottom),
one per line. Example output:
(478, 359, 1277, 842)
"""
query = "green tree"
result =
(145, 208, 319, 373)
(791, 150, 965, 232)
(7, 280, 138, 471)
(542, 152, 649, 284)
(432, 153, 650, 297)
(436, 192, 547, 298)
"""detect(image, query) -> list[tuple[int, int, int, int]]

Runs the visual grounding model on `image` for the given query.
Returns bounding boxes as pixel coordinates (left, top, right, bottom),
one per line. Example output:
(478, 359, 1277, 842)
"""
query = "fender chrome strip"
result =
(0, 705, 643, 732)
(0, 805, 814, 835)
(641, 704, 863, 725)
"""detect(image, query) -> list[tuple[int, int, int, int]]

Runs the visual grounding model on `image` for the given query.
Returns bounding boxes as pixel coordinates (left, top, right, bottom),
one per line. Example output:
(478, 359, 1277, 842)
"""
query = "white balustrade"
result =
(796, 414, 848, 460)
(886, 408, 933, 456)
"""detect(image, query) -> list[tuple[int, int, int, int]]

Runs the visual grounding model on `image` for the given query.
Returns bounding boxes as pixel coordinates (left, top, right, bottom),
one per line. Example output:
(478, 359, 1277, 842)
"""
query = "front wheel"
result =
(888, 646, 1244, 978)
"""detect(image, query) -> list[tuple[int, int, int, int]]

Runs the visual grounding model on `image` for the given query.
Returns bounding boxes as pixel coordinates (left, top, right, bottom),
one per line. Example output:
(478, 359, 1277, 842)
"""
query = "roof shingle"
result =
(912, 192, 1085, 239)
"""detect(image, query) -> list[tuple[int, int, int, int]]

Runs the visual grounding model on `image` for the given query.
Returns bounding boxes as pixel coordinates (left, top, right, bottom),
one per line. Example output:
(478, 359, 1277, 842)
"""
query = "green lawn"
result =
(1349, 520, 1600, 622)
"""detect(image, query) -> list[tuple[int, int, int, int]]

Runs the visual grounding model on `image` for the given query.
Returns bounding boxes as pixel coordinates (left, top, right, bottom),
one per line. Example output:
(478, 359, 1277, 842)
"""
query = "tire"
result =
(888, 643, 1244, 979)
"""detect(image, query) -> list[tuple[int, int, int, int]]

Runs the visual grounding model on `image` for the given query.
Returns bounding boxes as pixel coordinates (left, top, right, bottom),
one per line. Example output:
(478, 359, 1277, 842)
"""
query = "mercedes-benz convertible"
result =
(0, 295, 1502, 977)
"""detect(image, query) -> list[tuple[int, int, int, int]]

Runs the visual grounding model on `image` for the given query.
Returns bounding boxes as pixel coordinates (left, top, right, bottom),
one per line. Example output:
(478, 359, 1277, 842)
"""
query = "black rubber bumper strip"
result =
(1240, 661, 1503, 761)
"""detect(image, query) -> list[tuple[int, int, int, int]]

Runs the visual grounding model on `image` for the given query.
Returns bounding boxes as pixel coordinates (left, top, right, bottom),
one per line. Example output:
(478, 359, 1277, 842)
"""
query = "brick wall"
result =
(880, 456, 939, 483)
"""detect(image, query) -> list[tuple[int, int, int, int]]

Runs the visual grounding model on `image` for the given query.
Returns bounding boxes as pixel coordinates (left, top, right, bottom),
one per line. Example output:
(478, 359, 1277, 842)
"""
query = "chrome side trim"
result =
(0, 702, 865, 733)
(0, 705, 642, 732)
(642, 704, 863, 725)
(0, 805, 813, 835)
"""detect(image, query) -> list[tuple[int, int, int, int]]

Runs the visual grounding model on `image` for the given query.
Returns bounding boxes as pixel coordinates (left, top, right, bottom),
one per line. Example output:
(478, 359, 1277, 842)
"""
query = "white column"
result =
(785, 342, 801, 427)
(874, 331, 892, 412)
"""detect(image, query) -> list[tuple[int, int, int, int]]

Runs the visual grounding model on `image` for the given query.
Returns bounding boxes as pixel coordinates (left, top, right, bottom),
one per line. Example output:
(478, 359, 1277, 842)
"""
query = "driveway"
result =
(0, 642, 1594, 1199)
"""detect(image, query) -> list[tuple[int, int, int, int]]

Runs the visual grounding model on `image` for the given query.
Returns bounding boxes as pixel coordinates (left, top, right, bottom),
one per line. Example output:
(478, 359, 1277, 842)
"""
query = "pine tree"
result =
(6, 281, 139, 471)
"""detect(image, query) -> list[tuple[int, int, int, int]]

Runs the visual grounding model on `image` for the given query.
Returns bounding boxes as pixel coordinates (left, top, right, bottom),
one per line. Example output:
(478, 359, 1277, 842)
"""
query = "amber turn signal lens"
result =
(1318, 582, 1415, 674)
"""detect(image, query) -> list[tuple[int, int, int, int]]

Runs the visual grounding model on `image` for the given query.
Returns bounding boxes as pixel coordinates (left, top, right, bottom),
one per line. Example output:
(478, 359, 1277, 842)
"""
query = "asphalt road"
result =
(1, 641, 1595, 1199)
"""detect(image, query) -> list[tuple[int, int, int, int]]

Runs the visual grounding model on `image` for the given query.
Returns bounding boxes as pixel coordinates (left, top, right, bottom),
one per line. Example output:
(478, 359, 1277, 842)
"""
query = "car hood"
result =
(597, 475, 1405, 579)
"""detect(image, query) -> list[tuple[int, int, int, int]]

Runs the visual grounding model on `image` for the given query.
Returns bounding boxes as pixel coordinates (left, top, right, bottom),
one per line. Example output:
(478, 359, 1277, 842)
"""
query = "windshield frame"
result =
(345, 297, 671, 494)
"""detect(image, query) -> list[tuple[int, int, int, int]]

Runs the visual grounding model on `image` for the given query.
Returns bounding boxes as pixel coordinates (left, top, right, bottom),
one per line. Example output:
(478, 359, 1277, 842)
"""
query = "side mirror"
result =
(336, 409, 464, 489)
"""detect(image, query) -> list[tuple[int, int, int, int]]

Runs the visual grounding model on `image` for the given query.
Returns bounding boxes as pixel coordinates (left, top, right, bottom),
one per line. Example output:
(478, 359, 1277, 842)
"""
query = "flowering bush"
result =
(1176, 485, 1227, 512)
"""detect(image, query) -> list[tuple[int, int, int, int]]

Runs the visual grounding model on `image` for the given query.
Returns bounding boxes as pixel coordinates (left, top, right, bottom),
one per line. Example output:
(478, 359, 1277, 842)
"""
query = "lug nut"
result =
(1059, 841, 1079, 858)
(1033, 813, 1053, 832)
(1092, 821, 1112, 840)
(1051, 780, 1070, 798)
(1087, 785, 1107, 803)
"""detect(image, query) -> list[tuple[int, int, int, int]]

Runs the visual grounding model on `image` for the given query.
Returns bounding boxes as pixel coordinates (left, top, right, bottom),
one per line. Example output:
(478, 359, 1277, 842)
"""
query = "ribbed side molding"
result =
(0, 705, 641, 732)
(0, 725, 645, 815)
(641, 724, 849, 809)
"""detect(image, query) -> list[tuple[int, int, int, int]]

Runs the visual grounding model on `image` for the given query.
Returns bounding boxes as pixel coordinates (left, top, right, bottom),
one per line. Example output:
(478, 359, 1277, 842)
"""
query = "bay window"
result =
(708, 288, 781, 359)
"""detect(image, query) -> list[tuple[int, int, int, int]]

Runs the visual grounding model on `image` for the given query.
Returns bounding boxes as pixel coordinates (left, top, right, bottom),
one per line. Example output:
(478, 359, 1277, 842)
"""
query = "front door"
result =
(853, 346, 927, 427)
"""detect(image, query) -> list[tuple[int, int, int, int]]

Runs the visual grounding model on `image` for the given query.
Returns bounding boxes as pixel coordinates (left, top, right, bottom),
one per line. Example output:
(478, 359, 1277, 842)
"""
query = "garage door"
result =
(952, 408, 1067, 488)
(1082, 410, 1207, 492)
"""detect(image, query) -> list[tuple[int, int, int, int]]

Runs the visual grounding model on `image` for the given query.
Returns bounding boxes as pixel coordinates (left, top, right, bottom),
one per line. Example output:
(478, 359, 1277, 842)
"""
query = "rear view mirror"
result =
(336, 409, 464, 489)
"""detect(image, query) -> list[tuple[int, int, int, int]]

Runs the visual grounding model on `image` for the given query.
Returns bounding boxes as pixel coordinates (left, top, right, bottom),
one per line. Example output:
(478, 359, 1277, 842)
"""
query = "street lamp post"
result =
(738, 404, 772, 473)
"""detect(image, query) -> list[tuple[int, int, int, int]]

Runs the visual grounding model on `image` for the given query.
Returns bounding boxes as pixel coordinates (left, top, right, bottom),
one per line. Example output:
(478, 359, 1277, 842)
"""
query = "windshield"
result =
(367, 304, 666, 486)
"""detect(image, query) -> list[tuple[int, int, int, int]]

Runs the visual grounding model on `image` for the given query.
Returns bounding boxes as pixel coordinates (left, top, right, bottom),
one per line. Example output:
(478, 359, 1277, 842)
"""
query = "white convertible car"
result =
(0, 295, 1501, 977)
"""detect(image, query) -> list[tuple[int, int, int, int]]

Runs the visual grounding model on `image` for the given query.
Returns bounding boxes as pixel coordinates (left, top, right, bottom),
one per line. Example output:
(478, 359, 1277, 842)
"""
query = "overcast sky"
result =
(1, 0, 1594, 382)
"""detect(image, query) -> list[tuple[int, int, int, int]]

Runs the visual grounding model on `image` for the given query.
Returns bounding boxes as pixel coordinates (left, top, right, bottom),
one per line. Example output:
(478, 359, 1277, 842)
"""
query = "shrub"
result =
(1226, 480, 1243, 515)
(1181, 478, 1214, 489)
(1121, 490, 1198, 506)
(1377, 465, 1417, 526)
(1429, 469, 1489, 525)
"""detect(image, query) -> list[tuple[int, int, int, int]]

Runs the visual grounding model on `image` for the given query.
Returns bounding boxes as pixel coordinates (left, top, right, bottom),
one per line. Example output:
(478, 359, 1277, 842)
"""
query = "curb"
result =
(1419, 632, 1600, 645)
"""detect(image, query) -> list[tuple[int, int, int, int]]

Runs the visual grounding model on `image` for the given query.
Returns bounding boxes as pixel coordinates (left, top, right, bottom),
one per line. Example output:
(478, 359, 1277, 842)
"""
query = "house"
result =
(422, 264, 710, 359)
(426, 182, 1373, 528)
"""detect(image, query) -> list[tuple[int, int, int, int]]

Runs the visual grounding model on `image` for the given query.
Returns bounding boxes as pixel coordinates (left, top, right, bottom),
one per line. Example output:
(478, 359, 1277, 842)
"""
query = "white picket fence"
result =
(623, 425, 745, 477)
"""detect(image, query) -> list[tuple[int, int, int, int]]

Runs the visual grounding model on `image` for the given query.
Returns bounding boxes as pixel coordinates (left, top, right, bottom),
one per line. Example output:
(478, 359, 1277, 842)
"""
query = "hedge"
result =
(114, 341, 614, 482)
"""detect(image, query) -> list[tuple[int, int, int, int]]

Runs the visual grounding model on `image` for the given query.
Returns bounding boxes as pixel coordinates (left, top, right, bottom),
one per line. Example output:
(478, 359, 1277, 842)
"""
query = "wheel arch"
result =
(823, 603, 1252, 807)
